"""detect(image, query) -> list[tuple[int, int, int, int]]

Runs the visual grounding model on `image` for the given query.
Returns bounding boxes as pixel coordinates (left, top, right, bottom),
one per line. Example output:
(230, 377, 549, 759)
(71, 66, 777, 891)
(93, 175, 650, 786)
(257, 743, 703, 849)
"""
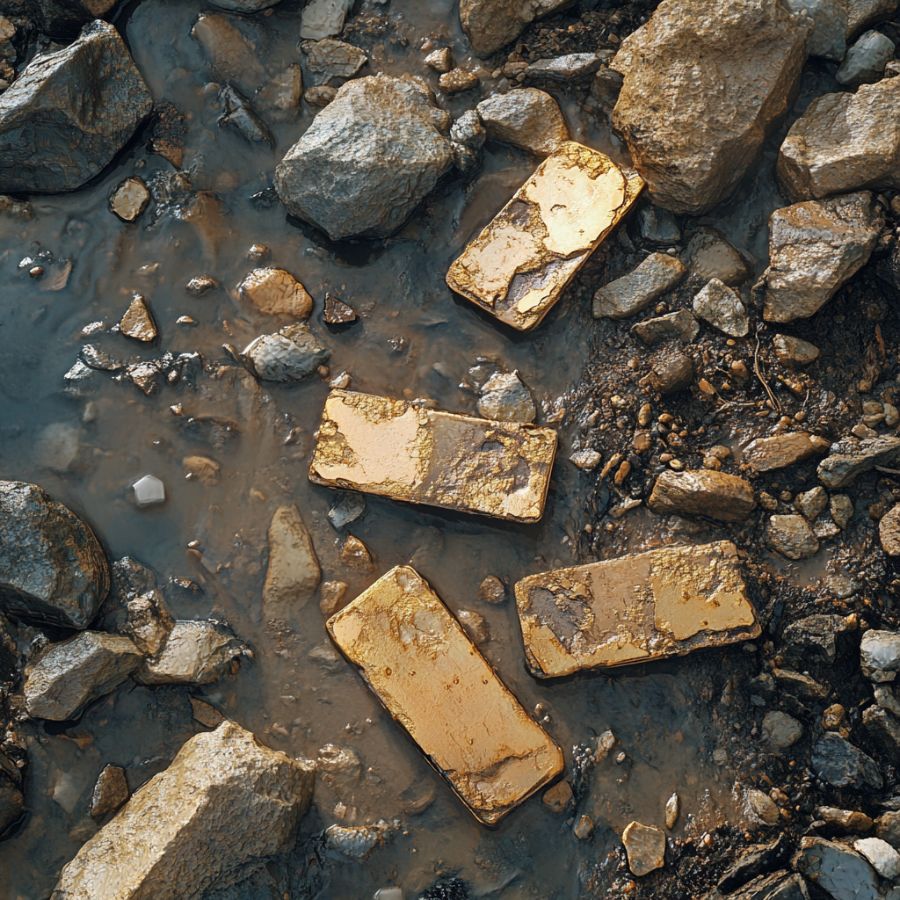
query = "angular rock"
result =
(322, 293, 357, 326)
(109, 176, 150, 222)
(638, 205, 682, 246)
(476, 88, 569, 157)
(183, 455, 220, 485)
(794, 486, 827, 521)
(647, 469, 755, 522)
(424, 47, 452, 73)
(439, 68, 479, 94)
(876, 810, 900, 849)
(783, 0, 847, 59)
(327, 492, 365, 530)
(610, 0, 810, 213)
(622, 822, 665, 876)
(121, 590, 173, 658)
(119, 295, 157, 342)
(793, 837, 881, 900)
(692, 278, 748, 337)
(476, 371, 536, 423)
(631, 309, 699, 346)
(302, 38, 367, 81)
(191, 13, 266, 95)
(782, 613, 856, 666)
(860, 629, 900, 682)
(862, 704, 900, 757)
(275, 75, 452, 240)
(836, 30, 895, 86)
(744, 432, 831, 472)
(686, 228, 750, 286)
(773, 334, 820, 367)
(300, 0, 353, 40)
(777, 78, 900, 200)
(816, 806, 874, 834)
(761, 711, 803, 750)
(647, 349, 693, 394)
(593, 252, 686, 319)
(717, 836, 792, 891)
(53, 721, 315, 899)
(0, 21, 152, 193)
(725, 871, 810, 900)
(238, 267, 313, 318)
(767, 514, 819, 560)
(459, 0, 570, 56)
(811, 733, 882, 790)
(219, 84, 273, 146)
(524, 53, 604, 83)
(0, 480, 109, 629)
(854, 837, 900, 879)
(90, 764, 129, 819)
(879, 506, 900, 557)
(24, 632, 142, 721)
(211, 0, 283, 10)
(241, 323, 329, 382)
(818, 435, 900, 488)
(135, 620, 247, 685)
(256, 65, 303, 121)
(263, 505, 321, 615)
(762, 192, 882, 322)
(132, 474, 165, 507)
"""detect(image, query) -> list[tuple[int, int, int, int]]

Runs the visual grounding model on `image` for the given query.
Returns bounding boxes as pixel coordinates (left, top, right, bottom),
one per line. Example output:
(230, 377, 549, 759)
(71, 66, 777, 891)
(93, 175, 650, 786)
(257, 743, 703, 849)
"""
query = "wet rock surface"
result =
(647, 469, 756, 522)
(135, 620, 247, 685)
(593, 252, 686, 320)
(476, 88, 569, 157)
(459, 0, 570, 56)
(241, 323, 330, 382)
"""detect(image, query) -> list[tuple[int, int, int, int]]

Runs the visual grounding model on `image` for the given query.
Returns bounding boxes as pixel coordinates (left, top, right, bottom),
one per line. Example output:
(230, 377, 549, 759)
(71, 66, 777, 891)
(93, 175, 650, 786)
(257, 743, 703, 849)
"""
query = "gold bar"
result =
(446, 141, 644, 331)
(308, 390, 557, 523)
(515, 541, 760, 679)
(327, 566, 564, 825)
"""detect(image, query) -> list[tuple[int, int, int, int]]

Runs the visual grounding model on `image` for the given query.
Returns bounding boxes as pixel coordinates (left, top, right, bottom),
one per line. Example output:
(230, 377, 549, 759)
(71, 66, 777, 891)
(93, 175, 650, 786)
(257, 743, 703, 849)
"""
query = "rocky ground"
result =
(0, 0, 898, 898)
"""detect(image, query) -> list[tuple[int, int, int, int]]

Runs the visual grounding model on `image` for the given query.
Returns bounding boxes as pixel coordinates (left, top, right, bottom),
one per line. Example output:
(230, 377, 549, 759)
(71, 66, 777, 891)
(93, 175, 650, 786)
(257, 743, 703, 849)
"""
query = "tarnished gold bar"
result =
(446, 141, 644, 331)
(308, 390, 557, 523)
(327, 566, 564, 825)
(515, 541, 760, 679)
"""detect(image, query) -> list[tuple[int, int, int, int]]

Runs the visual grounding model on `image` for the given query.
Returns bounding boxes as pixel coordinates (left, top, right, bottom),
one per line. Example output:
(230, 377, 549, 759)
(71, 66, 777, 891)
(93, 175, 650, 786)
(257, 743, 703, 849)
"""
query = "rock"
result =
(300, 0, 353, 40)
(24, 632, 142, 721)
(327, 493, 366, 530)
(762, 192, 882, 323)
(322, 293, 357, 325)
(135, 620, 248, 685)
(424, 47, 452, 73)
(647, 349, 693, 394)
(879, 507, 900, 557)
(591, 66, 624, 109)
(818, 435, 900, 488)
(241, 323, 329, 382)
(53, 721, 315, 898)
(718, 836, 791, 891)
(847, 0, 899, 35)
(340, 534, 373, 570)
(746, 788, 781, 826)
(773, 667, 829, 700)
(109, 177, 150, 222)
(0, 21, 152, 193)
(304, 84, 336, 107)
(631, 309, 699, 346)
(862, 704, 900, 756)
(622, 822, 665, 876)
(525, 52, 604, 83)
(816, 806, 874, 834)
(475, 89, 569, 157)
(638, 205, 682, 246)
(773, 334, 820, 367)
(275, 76, 452, 240)
(744, 432, 831, 472)
(458, 0, 570, 56)
(191, 697, 225, 729)
(686, 228, 750, 286)
(36, 422, 80, 473)
(90, 764, 129, 819)
(761, 710, 803, 749)
(478, 575, 506, 604)
(609, 0, 810, 214)
(458, 609, 490, 644)
(476, 371, 536, 423)
(238, 267, 313, 318)
(692, 278, 748, 337)
(570, 448, 602, 471)
(210, 0, 283, 10)
(439, 68, 479, 94)
(0, 480, 109, 629)
(0, 760, 23, 836)
(256, 65, 303, 121)
(120, 590, 173, 658)
(783, 0, 846, 59)
(811, 733, 882, 790)
(183, 455, 220, 485)
(647, 469, 755, 522)
(726, 872, 810, 900)
(836, 30, 895, 85)
(860, 629, 900, 681)
(132, 474, 165, 507)
(302, 38, 367, 81)
(876, 810, 900, 849)
(793, 837, 881, 900)
(219, 84, 273, 146)
(665, 793, 679, 829)
(593, 253, 686, 319)
(325, 821, 395, 860)
(795, 486, 828, 521)
(118, 295, 157, 342)
(263, 505, 321, 614)
(543, 780, 573, 813)
(777, 78, 900, 200)
(782, 614, 856, 666)
(853, 837, 900, 879)
(874, 684, 900, 716)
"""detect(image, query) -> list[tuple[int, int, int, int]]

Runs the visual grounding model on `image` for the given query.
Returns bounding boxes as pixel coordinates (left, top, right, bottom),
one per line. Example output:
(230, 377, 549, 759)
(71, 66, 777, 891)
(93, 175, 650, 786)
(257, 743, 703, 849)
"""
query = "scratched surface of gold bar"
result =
(327, 566, 564, 825)
(515, 541, 760, 679)
(308, 390, 557, 523)
(446, 141, 644, 331)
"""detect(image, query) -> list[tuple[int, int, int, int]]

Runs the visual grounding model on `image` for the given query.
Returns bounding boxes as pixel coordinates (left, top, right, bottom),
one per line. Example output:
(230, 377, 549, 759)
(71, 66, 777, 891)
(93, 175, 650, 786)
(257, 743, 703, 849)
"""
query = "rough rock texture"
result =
(52, 721, 316, 900)
(782, 614, 856, 667)
(879, 506, 900, 557)
(122, 589, 174, 657)
(241, 324, 330, 382)
(777, 78, 900, 201)
(762, 192, 882, 323)
(793, 838, 881, 899)
(475, 88, 569, 156)
(647, 469, 756, 522)
(238, 267, 313, 318)
(300, 0, 353, 40)
(24, 632, 142, 721)
(692, 278, 748, 337)
(0, 480, 109, 629)
(743, 432, 831, 472)
(274, 75, 453, 240)
(783, 0, 846, 59)
(459, 0, 571, 56)
(860, 629, 900, 682)
(818, 435, 900, 488)
(610, 0, 811, 213)
(631, 309, 699, 346)
(767, 514, 819, 560)
(0, 21, 152, 193)
(90, 764, 129, 819)
(263, 505, 321, 615)
(811, 733, 883, 790)
(761, 711, 803, 749)
(773, 334, 820, 367)
(135, 620, 247, 685)
(476, 371, 536, 423)
(593, 253, 686, 319)
(686, 228, 751, 286)
(622, 821, 665, 876)
(836, 30, 895, 85)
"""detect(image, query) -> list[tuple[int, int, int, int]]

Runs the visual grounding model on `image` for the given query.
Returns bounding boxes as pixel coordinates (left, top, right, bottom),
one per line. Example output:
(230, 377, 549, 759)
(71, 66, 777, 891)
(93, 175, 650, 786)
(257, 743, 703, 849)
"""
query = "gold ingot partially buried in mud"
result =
(515, 541, 761, 679)
(327, 565, 564, 825)
(308, 389, 557, 523)
(446, 141, 644, 331)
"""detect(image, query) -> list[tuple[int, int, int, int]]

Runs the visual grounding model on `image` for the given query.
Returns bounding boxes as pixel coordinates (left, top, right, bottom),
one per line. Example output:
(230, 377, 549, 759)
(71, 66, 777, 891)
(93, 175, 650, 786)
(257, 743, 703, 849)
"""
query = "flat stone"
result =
(135, 620, 248, 685)
(514, 540, 760, 678)
(773, 667, 829, 700)
(119, 295, 157, 342)
(692, 278, 748, 337)
(476, 88, 569, 156)
(647, 469, 755, 522)
(309, 389, 558, 523)
(610, 0, 810, 213)
(525, 52, 604, 84)
(816, 806, 874, 834)
(263, 505, 321, 615)
(879, 506, 900, 557)
(777, 78, 900, 200)
(0, 21, 152, 193)
(818, 435, 900, 488)
(570, 448, 602, 470)
(773, 334, 820, 367)
(448, 142, 643, 331)
(53, 721, 315, 899)
(744, 432, 831, 472)
(132, 474, 165, 507)
(854, 837, 900, 879)
(459, 0, 570, 56)
(238, 267, 313, 318)
(327, 565, 563, 824)
(762, 192, 882, 322)
(783, 0, 847, 59)
(762, 711, 803, 749)
(811, 733, 882, 790)
(593, 252, 686, 320)
(24, 632, 142, 721)
(322, 293, 357, 325)
(665, 793, 679, 829)
(0, 480, 109, 629)
(622, 822, 665, 876)
(109, 177, 150, 222)
(476, 371, 536, 423)
(860, 629, 900, 681)
(275, 75, 452, 240)
(686, 228, 751, 286)
(795, 486, 828, 521)
(300, 0, 353, 40)
(768, 514, 819, 560)
(836, 30, 895, 85)
(631, 309, 699, 346)
(302, 38, 367, 80)
(241, 323, 329, 382)
(793, 837, 881, 900)
(90, 765, 129, 819)
(439, 68, 479, 94)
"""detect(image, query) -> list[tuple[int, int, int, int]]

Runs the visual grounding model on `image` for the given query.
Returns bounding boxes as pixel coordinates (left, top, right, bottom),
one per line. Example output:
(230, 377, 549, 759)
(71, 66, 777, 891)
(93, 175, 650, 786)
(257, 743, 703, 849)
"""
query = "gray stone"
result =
(811, 733, 882, 790)
(263, 505, 321, 614)
(847, 0, 899, 35)
(459, 0, 571, 56)
(593, 252, 686, 319)
(300, 0, 353, 40)
(275, 75, 452, 240)
(135, 620, 248, 685)
(874, 684, 900, 717)
(122, 590, 174, 658)
(524, 53, 604, 83)
(783, 0, 846, 59)
(211, 0, 283, 10)
(876, 810, 900, 849)
(241, 323, 330, 382)
(328, 493, 366, 530)
(762, 192, 882, 323)
(692, 278, 748, 337)
(0, 21, 152, 193)
(795, 486, 828, 521)
(638, 205, 682, 245)
(132, 474, 165, 507)
(746, 788, 781, 826)
(302, 38, 367, 81)
(793, 838, 880, 900)
(761, 711, 803, 749)
(836, 30, 895, 85)
(686, 228, 751, 286)
(191, 13, 266, 95)
(450, 110, 485, 151)
(647, 469, 755, 522)
(860, 629, 900, 682)
(853, 837, 900, 879)
(477, 371, 536, 423)
(24, 632, 142, 721)
(773, 334, 820, 367)
(818, 435, 900, 488)
(256, 65, 303, 121)
(631, 309, 699, 346)
(52, 721, 316, 900)
(862, 704, 900, 757)
(783, 614, 856, 666)
(476, 88, 569, 157)
(767, 514, 819, 560)
(0, 480, 109, 629)
(90, 764, 129, 819)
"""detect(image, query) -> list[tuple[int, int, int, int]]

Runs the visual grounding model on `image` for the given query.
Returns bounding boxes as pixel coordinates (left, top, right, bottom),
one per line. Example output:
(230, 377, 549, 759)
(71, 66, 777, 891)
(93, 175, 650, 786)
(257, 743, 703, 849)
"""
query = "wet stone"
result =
(665, 793, 679, 830)
(818, 435, 900, 489)
(459, 0, 570, 56)
(793, 837, 881, 900)
(300, 0, 353, 40)
(238, 267, 313, 318)
(257, 65, 303, 121)
(476, 371, 536, 423)
(761, 710, 803, 749)
(458, 609, 490, 644)
(631, 309, 699, 346)
(744, 432, 831, 472)
(647, 349, 693, 395)
(860, 629, 900, 682)
(836, 30, 895, 85)
(726, 871, 809, 899)
(424, 47, 452, 73)
(190, 697, 225, 729)
(542, 780, 573, 813)
(862, 704, 900, 757)
(878, 506, 900, 557)
(325, 821, 395, 860)
(854, 837, 900, 879)
(773, 334, 820, 367)
(327, 566, 563, 824)
(816, 806, 874, 834)
(448, 142, 642, 331)
(118, 295, 157, 342)
(876, 810, 900, 849)
(718, 836, 791, 891)
(524, 53, 604, 83)
(515, 541, 760, 678)
(304, 84, 336, 107)
(322, 293, 357, 326)
(476, 88, 569, 157)
(132, 474, 165, 507)
(183, 455, 220, 485)
(783, 0, 847, 59)
(622, 822, 665, 876)
(135, 619, 248, 685)
(340, 534, 373, 570)
(439, 68, 479, 94)
(686, 228, 751, 287)
(647, 469, 756, 523)
(569, 448, 601, 470)
(795, 486, 828, 521)
(90, 765, 129, 819)
(327, 492, 365, 530)
(783, 614, 856, 668)
(593, 252, 686, 320)
(637, 204, 682, 246)
(302, 38, 367, 81)
(692, 279, 748, 338)
(478, 575, 506, 604)
(109, 177, 150, 222)
(191, 13, 266, 94)
(811, 733, 883, 790)
(309, 389, 557, 523)
(263, 505, 321, 615)
(241, 323, 329, 382)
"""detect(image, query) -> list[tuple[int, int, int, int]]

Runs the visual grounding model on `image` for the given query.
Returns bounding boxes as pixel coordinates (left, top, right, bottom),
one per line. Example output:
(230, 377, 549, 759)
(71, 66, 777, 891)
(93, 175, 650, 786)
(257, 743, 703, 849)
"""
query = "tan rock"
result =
(135, 620, 247, 685)
(182, 455, 220, 485)
(119, 295, 157, 342)
(238, 267, 313, 318)
(89, 765, 129, 819)
(340, 534, 374, 570)
(439, 67, 479, 94)
(743, 432, 831, 472)
(109, 176, 149, 222)
(263, 505, 321, 613)
(543, 780, 573, 813)
(647, 469, 755, 522)
(878, 505, 900, 556)
(459, 0, 571, 56)
(767, 514, 820, 560)
(476, 88, 569, 156)
(622, 821, 666, 876)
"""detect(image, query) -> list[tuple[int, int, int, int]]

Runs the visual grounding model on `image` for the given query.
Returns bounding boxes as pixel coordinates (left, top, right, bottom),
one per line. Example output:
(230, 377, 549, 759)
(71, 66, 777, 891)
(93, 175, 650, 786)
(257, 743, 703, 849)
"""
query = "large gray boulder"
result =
(52, 721, 316, 899)
(210, 0, 282, 10)
(0, 480, 109, 629)
(0, 20, 152, 193)
(274, 75, 453, 240)
(459, 0, 572, 56)
(610, 0, 810, 214)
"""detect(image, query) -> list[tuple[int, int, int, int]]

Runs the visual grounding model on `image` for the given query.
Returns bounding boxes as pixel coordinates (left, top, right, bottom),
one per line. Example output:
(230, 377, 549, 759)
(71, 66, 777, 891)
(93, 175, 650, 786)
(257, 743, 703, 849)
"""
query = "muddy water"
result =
(0, 3, 746, 897)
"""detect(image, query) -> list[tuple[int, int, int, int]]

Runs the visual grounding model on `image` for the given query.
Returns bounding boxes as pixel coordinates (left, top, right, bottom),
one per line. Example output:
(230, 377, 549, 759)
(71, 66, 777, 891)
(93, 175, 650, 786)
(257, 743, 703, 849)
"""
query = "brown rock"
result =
(543, 780, 573, 813)
(119, 295, 157, 343)
(459, 0, 571, 56)
(767, 514, 820, 560)
(743, 432, 831, 472)
(90, 765, 129, 819)
(238, 267, 313, 318)
(323, 293, 357, 325)
(263, 505, 321, 614)
(622, 821, 665, 876)
(182, 455, 220, 485)
(648, 469, 755, 522)
(878, 505, 900, 556)
(439, 67, 479, 94)
(109, 177, 150, 222)
(476, 88, 569, 157)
